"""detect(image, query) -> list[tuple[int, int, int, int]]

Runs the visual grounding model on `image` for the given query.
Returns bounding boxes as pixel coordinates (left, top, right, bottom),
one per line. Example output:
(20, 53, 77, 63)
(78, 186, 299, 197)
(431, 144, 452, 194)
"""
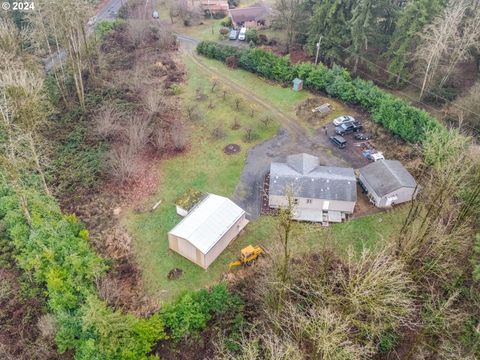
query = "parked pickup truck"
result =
(335, 121, 363, 136)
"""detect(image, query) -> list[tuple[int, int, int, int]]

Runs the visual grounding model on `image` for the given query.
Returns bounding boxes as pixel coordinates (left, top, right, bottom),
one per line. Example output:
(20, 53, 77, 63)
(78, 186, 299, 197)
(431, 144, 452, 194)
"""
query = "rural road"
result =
(44, 0, 125, 71)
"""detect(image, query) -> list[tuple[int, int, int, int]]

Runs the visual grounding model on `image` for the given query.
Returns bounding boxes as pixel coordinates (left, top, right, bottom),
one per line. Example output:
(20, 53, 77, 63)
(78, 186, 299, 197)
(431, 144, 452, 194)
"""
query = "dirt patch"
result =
(223, 143, 241, 154)
(167, 268, 183, 280)
(296, 97, 335, 126)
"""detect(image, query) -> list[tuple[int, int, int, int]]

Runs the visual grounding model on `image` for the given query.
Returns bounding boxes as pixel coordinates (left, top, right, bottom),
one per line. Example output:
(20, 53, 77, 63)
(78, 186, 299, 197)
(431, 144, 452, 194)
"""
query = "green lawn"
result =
(123, 54, 406, 304)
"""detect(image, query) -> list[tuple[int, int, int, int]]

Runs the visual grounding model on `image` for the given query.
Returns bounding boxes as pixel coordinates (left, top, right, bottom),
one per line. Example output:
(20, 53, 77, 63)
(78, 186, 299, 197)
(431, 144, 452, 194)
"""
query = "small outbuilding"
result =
(359, 159, 417, 208)
(168, 194, 248, 269)
(292, 78, 303, 92)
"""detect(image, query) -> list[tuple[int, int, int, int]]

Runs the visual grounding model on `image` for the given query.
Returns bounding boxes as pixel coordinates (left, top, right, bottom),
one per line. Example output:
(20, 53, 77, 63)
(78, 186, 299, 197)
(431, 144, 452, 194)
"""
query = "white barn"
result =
(268, 153, 357, 224)
(359, 160, 417, 208)
(168, 194, 248, 269)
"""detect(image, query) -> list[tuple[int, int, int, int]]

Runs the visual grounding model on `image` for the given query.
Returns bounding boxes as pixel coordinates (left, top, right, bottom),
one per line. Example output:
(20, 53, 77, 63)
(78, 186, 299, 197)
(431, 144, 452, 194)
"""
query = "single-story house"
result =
(168, 194, 248, 269)
(268, 153, 357, 224)
(229, 2, 270, 28)
(359, 159, 417, 208)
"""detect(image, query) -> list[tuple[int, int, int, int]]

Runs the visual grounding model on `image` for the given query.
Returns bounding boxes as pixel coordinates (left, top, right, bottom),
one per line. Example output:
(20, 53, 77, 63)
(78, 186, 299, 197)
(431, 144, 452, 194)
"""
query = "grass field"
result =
(123, 54, 406, 303)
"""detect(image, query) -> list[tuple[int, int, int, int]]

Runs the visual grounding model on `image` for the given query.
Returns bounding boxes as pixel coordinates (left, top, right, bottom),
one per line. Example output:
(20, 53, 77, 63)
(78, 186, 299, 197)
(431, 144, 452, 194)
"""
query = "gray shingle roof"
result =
(359, 160, 417, 197)
(269, 153, 357, 202)
(230, 3, 269, 23)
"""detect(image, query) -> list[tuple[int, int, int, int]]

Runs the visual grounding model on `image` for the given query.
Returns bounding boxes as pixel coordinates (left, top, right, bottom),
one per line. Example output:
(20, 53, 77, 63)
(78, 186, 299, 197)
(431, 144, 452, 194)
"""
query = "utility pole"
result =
(315, 35, 323, 66)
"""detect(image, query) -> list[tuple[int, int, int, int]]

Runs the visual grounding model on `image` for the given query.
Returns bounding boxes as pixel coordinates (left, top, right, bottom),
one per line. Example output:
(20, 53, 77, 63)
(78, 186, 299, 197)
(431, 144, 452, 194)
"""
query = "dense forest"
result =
(0, 0, 479, 359)
(271, 0, 480, 135)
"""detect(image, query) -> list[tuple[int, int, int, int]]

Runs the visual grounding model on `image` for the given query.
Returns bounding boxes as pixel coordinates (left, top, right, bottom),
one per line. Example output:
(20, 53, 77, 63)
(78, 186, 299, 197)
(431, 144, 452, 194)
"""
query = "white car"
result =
(368, 152, 385, 162)
(152, 10, 159, 19)
(333, 115, 355, 126)
(238, 27, 247, 41)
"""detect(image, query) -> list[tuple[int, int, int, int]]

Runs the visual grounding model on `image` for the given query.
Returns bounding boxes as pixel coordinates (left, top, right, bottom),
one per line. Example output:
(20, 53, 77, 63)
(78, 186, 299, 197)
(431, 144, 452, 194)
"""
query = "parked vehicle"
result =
(333, 115, 355, 126)
(335, 121, 363, 135)
(229, 29, 239, 40)
(354, 132, 371, 141)
(368, 152, 385, 162)
(330, 135, 347, 149)
(238, 27, 247, 41)
(152, 10, 159, 19)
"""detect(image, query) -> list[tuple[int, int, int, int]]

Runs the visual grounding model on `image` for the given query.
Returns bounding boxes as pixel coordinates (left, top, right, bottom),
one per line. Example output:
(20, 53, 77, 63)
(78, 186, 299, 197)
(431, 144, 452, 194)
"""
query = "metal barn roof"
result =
(168, 194, 245, 254)
(359, 160, 417, 197)
(269, 153, 357, 202)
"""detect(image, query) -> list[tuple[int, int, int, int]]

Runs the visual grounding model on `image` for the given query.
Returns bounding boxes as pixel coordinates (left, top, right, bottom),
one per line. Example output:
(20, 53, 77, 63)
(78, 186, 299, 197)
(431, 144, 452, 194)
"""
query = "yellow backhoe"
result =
(229, 245, 265, 270)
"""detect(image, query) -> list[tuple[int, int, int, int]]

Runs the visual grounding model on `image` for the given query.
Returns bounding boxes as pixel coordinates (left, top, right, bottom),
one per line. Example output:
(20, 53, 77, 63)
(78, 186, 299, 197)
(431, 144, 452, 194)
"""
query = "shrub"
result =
(221, 17, 232, 27)
(225, 55, 238, 68)
(219, 27, 230, 37)
(245, 28, 258, 44)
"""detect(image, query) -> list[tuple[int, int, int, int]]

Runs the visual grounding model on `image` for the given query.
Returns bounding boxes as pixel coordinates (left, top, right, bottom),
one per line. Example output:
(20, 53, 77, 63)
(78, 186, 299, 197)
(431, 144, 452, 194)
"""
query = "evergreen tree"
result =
(308, 0, 355, 64)
(350, 0, 399, 73)
(386, 0, 447, 84)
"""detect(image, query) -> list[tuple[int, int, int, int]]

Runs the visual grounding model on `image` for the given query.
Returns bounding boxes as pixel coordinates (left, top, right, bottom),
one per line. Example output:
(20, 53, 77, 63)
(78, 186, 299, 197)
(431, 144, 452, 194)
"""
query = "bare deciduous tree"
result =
(415, 0, 480, 99)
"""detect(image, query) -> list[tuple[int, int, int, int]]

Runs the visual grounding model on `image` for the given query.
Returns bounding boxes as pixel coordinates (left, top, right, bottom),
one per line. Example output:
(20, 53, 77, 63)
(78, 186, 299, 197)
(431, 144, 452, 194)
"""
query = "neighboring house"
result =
(359, 160, 417, 208)
(229, 2, 270, 28)
(186, 0, 229, 16)
(168, 194, 249, 269)
(268, 153, 357, 224)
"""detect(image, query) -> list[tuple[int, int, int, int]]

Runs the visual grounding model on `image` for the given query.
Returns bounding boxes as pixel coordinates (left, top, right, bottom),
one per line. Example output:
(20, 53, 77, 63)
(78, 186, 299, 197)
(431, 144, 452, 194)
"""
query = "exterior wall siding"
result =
(359, 174, 381, 206)
(268, 194, 355, 214)
(168, 233, 206, 268)
(204, 214, 248, 268)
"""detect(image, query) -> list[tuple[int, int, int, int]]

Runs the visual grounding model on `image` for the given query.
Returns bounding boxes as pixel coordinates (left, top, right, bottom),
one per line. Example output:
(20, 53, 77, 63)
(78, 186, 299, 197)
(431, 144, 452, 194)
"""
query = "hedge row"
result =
(197, 41, 444, 144)
(0, 182, 239, 359)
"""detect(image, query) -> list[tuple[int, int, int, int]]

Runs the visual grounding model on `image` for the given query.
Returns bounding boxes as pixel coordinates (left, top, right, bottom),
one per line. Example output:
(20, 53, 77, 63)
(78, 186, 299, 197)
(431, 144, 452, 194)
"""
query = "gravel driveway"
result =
(232, 126, 364, 220)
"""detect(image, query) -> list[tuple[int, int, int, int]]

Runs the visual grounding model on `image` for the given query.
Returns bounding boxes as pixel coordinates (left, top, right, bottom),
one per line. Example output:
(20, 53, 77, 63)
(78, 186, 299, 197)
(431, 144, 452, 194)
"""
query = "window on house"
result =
(306, 199, 312, 204)
(293, 198, 299, 205)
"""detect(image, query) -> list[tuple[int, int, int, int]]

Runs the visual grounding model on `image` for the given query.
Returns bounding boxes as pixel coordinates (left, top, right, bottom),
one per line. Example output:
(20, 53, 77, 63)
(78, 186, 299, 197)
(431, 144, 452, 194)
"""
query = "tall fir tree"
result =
(386, 0, 447, 84)
(308, 0, 355, 64)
